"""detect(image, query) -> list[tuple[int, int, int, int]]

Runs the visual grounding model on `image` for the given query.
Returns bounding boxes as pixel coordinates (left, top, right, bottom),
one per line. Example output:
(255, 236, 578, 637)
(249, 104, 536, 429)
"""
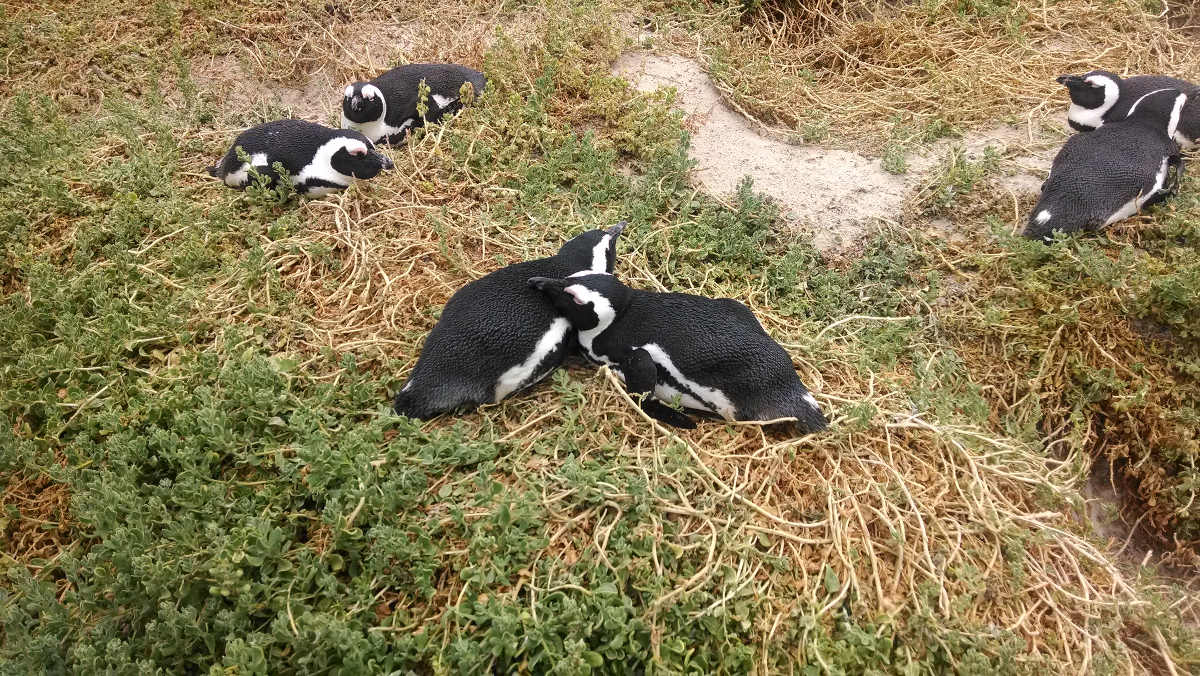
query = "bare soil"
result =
(613, 52, 1062, 252)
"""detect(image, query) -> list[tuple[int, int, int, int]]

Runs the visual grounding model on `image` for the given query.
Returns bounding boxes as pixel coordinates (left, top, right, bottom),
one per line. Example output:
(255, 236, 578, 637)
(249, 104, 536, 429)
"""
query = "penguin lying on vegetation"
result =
(208, 119, 393, 196)
(392, 223, 626, 420)
(341, 64, 487, 145)
(527, 273, 827, 432)
(1058, 70, 1198, 148)
(1025, 88, 1187, 241)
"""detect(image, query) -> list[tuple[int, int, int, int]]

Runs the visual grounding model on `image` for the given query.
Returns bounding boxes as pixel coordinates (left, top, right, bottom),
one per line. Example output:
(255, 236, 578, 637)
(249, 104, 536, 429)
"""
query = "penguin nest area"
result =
(3, 0, 1200, 674)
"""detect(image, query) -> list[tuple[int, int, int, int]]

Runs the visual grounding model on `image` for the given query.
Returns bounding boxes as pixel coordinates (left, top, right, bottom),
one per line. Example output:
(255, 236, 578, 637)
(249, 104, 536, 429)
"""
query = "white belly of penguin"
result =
(494, 318, 571, 401)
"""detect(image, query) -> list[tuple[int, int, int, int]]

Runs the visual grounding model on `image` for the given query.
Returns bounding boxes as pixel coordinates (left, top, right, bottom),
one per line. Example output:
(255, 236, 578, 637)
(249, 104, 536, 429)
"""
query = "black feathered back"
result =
(392, 226, 621, 420)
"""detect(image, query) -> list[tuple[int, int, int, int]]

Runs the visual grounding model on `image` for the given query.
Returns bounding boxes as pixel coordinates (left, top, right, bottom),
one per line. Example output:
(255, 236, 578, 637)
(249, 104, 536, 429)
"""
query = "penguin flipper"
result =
(622, 349, 696, 430)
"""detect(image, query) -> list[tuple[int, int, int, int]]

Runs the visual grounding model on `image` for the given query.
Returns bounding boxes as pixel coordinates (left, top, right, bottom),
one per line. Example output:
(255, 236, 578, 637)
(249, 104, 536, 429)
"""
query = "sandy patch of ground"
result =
(614, 53, 913, 252)
(613, 52, 1061, 252)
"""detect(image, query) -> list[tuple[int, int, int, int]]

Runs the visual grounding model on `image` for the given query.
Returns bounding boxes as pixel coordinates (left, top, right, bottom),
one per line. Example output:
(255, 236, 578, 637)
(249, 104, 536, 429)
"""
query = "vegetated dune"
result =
(1, 0, 1199, 673)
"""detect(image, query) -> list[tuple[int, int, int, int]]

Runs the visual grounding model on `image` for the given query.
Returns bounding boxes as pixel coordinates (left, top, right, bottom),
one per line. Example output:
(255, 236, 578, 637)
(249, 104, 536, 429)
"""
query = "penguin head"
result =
(555, 221, 627, 274)
(342, 83, 386, 124)
(1125, 88, 1188, 138)
(1058, 71, 1120, 130)
(328, 133, 395, 180)
(528, 273, 629, 331)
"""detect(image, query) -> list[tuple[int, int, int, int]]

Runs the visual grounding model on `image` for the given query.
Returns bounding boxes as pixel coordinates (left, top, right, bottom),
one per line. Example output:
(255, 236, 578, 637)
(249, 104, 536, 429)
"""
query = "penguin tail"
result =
(392, 389, 428, 421)
(792, 392, 828, 433)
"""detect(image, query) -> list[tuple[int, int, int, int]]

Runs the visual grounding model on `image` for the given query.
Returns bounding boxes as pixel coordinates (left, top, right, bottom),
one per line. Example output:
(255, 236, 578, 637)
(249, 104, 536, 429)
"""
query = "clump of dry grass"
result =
(656, 0, 1200, 149)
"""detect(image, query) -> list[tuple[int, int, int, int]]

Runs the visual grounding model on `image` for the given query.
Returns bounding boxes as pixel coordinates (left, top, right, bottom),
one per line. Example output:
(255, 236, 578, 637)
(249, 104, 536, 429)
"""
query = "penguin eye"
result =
(573, 296, 585, 305)
(349, 148, 366, 156)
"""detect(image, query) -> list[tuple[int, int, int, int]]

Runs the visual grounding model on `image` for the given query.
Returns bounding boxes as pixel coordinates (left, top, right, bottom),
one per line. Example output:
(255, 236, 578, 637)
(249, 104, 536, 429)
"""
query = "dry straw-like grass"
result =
(170, 118, 1190, 674)
(652, 0, 1200, 148)
(12, 0, 1200, 669)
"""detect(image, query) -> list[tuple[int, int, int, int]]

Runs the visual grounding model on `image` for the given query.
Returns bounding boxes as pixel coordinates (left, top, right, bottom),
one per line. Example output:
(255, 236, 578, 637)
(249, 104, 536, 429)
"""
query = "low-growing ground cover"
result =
(2, 0, 1200, 674)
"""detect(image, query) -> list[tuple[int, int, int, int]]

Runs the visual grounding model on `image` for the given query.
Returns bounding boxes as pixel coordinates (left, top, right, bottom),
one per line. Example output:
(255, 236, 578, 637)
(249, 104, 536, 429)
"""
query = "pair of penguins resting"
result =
(1027, 70, 1200, 240)
(392, 221, 830, 433)
(208, 64, 486, 195)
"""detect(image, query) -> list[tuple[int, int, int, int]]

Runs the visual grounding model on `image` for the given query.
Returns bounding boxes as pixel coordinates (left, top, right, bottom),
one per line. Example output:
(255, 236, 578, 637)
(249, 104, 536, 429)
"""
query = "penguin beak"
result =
(607, 221, 627, 237)
(1055, 74, 1073, 85)
(380, 155, 395, 171)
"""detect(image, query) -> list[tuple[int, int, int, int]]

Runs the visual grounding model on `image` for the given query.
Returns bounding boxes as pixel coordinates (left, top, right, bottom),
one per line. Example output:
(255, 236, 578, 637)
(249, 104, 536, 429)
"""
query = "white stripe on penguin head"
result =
(589, 234, 612, 273)
(294, 137, 369, 191)
(344, 84, 355, 98)
(1068, 74, 1120, 130)
(566, 283, 616, 360)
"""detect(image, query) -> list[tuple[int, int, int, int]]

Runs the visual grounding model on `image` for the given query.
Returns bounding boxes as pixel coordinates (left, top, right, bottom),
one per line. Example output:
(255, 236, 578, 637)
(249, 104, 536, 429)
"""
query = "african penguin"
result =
(341, 64, 487, 145)
(1024, 88, 1187, 241)
(1058, 70, 1199, 148)
(392, 222, 626, 420)
(208, 119, 394, 197)
(527, 274, 827, 433)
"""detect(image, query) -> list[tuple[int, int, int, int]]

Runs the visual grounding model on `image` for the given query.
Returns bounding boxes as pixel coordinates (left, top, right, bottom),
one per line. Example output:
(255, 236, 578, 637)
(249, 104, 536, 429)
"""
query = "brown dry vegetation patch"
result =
(658, 0, 1200, 149)
(2, 472, 74, 565)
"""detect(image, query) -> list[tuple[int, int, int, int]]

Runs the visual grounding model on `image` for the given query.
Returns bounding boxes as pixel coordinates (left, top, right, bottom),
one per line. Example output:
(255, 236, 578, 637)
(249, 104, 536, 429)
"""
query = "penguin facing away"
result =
(1024, 88, 1187, 241)
(392, 222, 626, 420)
(342, 64, 487, 145)
(208, 120, 394, 197)
(527, 274, 828, 433)
(1057, 70, 1199, 148)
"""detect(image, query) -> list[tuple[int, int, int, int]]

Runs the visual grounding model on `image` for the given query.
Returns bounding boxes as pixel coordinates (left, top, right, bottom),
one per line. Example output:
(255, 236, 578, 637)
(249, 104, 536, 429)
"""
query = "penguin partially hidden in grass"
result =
(527, 274, 827, 433)
(392, 222, 626, 420)
(341, 64, 487, 145)
(1057, 70, 1199, 148)
(1024, 88, 1188, 241)
(208, 119, 393, 197)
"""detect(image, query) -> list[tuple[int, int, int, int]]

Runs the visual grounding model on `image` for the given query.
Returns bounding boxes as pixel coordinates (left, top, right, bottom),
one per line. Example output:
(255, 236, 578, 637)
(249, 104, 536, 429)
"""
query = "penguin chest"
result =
(639, 343, 738, 421)
(493, 317, 573, 401)
(344, 112, 414, 145)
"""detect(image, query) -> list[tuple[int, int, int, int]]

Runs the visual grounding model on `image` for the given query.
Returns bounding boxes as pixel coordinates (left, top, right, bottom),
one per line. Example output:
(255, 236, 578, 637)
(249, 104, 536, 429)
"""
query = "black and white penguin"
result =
(1024, 88, 1187, 241)
(1057, 70, 1199, 148)
(392, 222, 626, 420)
(341, 64, 487, 145)
(526, 274, 827, 432)
(208, 119, 393, 197)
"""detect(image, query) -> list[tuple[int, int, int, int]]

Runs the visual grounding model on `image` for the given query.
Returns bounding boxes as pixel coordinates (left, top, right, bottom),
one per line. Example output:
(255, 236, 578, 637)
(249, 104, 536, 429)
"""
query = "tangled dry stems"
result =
(9, 0, 1200, 670)
(655, 0, 1200, 150)
(162, 110, 1185, 669)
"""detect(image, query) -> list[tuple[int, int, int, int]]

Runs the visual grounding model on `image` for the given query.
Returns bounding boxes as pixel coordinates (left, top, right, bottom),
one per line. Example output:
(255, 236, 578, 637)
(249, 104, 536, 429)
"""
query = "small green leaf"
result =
(496, 503, 511, 529)
(594, 582, 618, 597)
(823, 565, 840, 594)
(583, 651, 604, 667)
